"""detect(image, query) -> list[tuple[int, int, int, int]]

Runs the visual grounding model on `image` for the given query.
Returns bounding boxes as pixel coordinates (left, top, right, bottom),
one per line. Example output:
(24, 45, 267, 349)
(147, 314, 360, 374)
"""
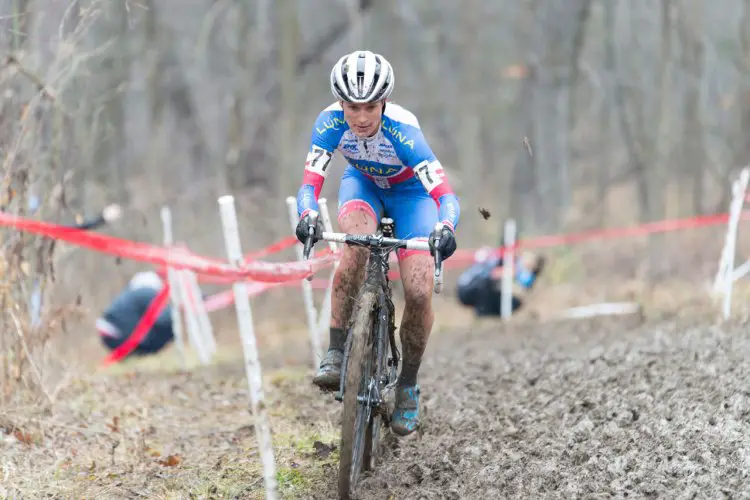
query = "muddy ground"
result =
(4, 305, 750, 498)
(353, 317, 750, 499)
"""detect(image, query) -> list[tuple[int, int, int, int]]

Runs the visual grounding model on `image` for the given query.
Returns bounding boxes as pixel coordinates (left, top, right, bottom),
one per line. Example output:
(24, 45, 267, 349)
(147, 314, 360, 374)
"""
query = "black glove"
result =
(429, 223, 457, 259)
(295, 213, 324, 244)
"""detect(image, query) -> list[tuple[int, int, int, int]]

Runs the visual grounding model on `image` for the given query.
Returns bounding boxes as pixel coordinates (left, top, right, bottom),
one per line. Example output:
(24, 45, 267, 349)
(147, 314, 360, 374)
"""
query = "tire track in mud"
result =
(342, 319, 750, 499)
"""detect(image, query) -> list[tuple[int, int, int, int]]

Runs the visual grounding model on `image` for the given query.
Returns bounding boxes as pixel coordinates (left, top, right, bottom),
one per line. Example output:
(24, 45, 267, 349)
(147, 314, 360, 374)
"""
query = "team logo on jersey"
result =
(316, 116, 346, 135)
(382, 121, 415, 149)
(342, 142, 358, 153)
(348, 158, 401, 177)
(377, 143, 397, 159)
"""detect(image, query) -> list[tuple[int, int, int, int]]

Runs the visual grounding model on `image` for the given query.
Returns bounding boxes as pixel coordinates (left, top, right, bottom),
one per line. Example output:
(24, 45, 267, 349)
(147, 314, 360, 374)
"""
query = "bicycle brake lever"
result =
(432, 222, 444, 294)
(302, 211, 319, 280)
(433, 251, 443, 294)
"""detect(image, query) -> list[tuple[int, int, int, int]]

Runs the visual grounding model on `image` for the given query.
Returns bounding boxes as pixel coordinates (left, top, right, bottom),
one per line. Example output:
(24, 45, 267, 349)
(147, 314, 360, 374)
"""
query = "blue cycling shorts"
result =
(337, 166, 438, 259)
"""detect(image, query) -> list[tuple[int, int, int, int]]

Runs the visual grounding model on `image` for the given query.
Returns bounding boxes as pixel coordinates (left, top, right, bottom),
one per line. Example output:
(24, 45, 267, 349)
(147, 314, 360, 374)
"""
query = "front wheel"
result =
(338, 289, 377, 499)
(362, 290, 392, 472)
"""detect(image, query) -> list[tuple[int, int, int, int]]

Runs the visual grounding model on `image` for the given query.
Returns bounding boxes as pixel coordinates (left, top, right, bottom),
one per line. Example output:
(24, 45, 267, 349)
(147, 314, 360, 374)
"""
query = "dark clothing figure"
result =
(456, 250, 544, 317)
(97, 272, 174, 356)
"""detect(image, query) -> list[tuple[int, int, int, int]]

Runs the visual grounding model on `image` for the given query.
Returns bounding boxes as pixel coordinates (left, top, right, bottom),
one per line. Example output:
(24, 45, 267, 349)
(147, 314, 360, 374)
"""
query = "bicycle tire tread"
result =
(338, 289, 377, 499)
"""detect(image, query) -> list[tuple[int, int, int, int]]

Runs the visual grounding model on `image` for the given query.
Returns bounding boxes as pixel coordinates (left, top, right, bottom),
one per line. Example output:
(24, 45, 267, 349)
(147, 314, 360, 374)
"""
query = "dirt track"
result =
(344, 317, 750, 499)
(5, 315, 750, 499)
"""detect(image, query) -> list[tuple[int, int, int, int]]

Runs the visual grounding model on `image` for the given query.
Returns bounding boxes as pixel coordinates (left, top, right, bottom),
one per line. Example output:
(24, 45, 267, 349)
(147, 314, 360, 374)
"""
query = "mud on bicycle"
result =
(302, 211, 445, 499)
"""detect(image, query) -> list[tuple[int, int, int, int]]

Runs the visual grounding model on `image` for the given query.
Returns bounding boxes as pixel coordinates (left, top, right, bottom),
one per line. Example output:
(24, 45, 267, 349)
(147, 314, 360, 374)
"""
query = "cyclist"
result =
(295, 50, 460, 436)
(457, 247, 546, 316)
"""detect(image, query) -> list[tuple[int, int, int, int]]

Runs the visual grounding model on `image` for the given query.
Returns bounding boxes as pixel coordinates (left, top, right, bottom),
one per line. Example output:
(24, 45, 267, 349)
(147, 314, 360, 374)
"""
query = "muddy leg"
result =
(396, 253, 435, 385)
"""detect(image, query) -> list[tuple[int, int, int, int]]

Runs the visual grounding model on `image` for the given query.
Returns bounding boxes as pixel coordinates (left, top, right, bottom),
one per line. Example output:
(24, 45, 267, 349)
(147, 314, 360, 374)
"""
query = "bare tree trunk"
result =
(459, 0, 482, 239)
(511, 1, 540, 231)
(145, 0, 164, 134)
(225, 0, 253, 190)
(734, 0, 750, 170)
(597, 0, 617, 224)
(612, 3, 657, 225)
(84, 0, 131, 203)
(654, 0, 674, 217)
(10, 0, 31, 52)
(646, 0, 674, 278)
(525, 0, 592, 231)
(142, 0, 209, 182)
(279, 0, 299, 186)
(677, 0, 705, 215)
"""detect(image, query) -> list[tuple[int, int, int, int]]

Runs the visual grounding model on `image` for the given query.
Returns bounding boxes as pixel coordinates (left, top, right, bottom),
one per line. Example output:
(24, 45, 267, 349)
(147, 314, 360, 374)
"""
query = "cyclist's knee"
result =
(404, 285, 432, 312)
(338, 200, 377, 234)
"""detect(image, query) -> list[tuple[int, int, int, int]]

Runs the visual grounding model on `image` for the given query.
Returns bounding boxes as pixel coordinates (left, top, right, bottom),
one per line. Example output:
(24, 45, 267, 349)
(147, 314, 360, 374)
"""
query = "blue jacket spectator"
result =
(97, 271, 174, 356)
(456, 248, 545, 317)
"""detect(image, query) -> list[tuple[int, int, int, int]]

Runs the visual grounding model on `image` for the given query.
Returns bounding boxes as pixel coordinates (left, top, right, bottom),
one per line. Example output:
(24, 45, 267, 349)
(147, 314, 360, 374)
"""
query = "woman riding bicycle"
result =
(295, 50, 460, 436)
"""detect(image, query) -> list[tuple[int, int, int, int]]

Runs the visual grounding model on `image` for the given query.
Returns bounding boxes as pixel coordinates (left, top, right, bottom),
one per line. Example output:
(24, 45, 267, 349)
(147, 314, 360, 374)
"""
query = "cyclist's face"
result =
(341, 100, 383, 138)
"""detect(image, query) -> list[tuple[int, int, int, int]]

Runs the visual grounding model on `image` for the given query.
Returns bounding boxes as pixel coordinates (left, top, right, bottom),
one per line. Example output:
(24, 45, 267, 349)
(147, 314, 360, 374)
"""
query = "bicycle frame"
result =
(333, 219, 400, 407)
(302, 214, 444, 405)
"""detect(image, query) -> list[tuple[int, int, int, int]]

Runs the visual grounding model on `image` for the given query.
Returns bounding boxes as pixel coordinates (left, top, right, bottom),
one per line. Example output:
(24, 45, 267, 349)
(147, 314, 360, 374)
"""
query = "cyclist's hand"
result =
(295, 213, 324, 244)
(429, 223, 457, 259)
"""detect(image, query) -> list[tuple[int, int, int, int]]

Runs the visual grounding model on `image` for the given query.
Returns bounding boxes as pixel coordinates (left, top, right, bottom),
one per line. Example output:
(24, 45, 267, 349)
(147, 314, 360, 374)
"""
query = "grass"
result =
(0, 343, 342, 499)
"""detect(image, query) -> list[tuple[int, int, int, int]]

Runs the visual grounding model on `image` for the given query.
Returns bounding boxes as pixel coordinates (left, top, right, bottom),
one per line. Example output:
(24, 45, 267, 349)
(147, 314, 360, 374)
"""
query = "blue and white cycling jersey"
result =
(296, 102, 460, 237)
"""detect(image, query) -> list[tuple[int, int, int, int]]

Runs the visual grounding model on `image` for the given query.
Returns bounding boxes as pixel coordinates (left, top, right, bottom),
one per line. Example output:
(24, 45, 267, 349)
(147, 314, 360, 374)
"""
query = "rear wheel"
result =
(338, 289, 377, 499)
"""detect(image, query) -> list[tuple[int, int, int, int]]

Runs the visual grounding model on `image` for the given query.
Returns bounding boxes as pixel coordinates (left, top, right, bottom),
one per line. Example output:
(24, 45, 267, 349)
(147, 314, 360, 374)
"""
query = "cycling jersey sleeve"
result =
(385, 110, 461, 232)
(296, 105, 346, 218)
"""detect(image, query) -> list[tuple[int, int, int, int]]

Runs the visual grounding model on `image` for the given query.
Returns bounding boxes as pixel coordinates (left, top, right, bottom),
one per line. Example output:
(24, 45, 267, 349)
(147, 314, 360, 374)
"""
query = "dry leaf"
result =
(158, 455, 182, 467)
(478, 208, 491, 220)
(106, 416, 120, 433)
(20, 261, 30, 276)
(13, 429, 33, 445)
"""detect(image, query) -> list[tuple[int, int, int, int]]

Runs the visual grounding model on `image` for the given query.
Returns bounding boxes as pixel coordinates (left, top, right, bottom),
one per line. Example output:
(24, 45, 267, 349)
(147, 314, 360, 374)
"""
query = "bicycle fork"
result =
(335, 288, 396, 422)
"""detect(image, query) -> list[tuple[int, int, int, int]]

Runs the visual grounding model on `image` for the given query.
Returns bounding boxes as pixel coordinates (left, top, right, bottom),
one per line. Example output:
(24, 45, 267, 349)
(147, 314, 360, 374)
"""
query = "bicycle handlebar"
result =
(317, 232, 430, 250)
(301, 212, 444, 294)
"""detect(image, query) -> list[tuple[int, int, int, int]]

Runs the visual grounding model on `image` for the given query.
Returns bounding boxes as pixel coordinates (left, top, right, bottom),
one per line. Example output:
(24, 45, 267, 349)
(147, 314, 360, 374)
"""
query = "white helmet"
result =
(330, 50, 394, 104)
(474, 246, 494, 264)
(129, 271, 163, 291)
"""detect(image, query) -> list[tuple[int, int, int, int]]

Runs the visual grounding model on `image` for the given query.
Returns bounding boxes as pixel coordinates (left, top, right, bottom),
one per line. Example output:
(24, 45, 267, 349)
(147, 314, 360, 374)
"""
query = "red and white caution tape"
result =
(0, 211, 337, 283)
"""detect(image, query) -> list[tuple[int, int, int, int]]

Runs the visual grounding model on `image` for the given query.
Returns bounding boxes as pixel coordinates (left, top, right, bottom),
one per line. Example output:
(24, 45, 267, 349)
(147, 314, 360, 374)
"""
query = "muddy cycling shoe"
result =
(312, 349, 343, 391)
(390, 384, 421, 436)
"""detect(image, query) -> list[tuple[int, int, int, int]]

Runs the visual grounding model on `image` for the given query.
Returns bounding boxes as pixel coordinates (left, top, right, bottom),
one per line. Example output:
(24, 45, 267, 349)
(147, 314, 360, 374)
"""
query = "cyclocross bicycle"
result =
(302, 212, 444, 499)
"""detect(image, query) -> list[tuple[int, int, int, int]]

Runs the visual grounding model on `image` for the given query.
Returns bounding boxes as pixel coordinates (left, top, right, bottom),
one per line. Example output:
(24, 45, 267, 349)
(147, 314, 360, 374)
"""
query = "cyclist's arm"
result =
(390, 114, 461, 231)
(296, 107, 344, 218)
(412, 157, 460, 232)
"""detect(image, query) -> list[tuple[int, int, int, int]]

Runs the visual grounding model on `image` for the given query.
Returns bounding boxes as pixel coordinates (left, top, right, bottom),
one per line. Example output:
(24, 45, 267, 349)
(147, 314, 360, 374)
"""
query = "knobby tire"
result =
(338, 289, 377, 499)
(362, 289, 392, 472)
